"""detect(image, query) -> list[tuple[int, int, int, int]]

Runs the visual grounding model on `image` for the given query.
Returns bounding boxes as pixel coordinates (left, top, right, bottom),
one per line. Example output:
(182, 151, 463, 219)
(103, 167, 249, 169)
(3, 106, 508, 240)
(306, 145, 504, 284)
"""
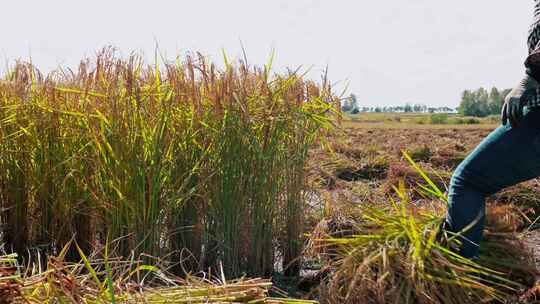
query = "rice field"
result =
(2, 50, 540, 303)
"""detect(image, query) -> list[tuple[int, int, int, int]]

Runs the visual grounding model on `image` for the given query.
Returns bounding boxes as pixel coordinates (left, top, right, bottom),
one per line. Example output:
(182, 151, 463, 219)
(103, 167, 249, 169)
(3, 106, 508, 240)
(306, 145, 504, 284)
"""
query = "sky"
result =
(0, 0, 534, 107)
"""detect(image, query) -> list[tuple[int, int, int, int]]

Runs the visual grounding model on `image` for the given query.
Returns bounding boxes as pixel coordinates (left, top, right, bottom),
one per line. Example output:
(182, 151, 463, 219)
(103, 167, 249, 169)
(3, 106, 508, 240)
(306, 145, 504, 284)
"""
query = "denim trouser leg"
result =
(447, 108, 540, 258)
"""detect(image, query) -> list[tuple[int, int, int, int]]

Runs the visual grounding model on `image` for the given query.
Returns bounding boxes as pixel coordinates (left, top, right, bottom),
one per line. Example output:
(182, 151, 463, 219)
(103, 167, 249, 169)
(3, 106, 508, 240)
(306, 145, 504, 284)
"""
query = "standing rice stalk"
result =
(0, 48, 338, 277)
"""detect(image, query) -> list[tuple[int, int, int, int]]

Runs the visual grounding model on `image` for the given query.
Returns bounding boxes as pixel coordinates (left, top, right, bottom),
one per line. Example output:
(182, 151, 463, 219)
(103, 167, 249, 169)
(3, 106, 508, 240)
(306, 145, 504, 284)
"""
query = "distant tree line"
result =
(458, 87, 511, 117)
(343, 87, 513, 117)
(341, 94, 455, 114)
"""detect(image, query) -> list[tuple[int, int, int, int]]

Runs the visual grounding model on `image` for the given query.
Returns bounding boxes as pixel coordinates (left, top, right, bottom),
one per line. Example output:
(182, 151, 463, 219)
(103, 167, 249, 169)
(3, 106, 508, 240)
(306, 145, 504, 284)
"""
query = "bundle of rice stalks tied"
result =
(139, 279, 319, 303)
(129, 278, 281, 303)
(317, 199, 537, 304)
(314, 152, 537, 304)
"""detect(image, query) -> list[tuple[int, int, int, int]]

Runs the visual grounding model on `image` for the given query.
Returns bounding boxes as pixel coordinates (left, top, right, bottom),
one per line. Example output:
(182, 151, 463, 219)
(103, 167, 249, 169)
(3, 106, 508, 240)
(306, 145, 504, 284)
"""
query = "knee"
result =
(447, 169, 486, 230)
(450, 161, 501, 198)
(448, 164, 487, 200)
(449, 164, 469, 194)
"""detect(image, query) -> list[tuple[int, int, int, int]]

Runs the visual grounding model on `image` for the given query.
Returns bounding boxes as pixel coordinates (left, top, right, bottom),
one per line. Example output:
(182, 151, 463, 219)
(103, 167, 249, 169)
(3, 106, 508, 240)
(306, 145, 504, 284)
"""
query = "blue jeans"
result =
(447, 107, 540, 258)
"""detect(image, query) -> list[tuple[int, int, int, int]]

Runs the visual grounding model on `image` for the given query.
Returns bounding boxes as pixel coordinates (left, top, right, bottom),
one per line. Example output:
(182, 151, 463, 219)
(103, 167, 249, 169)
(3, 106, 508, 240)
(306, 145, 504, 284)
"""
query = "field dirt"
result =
(309, 125, 499, 202)
(309, 123, 540, 207)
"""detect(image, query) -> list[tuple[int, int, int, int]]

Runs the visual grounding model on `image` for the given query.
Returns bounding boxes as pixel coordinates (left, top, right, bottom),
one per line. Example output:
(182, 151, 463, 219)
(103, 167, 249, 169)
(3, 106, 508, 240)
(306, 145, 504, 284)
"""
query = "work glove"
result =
(502, 74, 540, 127)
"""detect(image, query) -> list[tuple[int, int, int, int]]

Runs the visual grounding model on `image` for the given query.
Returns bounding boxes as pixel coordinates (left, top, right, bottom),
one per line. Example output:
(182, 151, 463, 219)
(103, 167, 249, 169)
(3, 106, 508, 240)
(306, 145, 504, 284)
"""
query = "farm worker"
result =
(446, 1, 540, 258)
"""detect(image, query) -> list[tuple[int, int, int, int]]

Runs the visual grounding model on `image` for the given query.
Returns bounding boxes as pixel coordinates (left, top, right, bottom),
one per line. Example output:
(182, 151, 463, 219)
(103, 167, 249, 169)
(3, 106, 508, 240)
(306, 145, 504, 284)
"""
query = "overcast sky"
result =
(0, 1, 534, 107)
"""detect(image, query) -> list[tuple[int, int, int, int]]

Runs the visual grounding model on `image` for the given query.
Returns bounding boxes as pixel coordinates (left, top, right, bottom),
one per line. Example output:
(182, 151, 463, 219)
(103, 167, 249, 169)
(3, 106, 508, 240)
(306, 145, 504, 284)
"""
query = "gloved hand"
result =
(502, 74, 540, 127)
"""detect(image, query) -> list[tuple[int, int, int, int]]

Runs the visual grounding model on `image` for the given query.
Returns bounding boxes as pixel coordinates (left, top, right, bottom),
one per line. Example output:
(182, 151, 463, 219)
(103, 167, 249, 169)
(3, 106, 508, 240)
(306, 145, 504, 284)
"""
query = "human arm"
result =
(501, 1, 540, 127)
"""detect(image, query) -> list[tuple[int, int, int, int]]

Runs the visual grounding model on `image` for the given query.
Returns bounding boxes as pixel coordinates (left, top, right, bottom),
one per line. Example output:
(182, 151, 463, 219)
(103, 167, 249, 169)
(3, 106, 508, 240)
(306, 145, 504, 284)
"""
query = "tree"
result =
(341, 98, 353, 112)
(404, 103, 413, 113)
(341, 94, 359, 113)
(350, 94, 359, 112)
(476, 87, 489, 117)
(458, 90, 475, 116)
(488, 87, 503, 115)
(458, 87, 509, 117)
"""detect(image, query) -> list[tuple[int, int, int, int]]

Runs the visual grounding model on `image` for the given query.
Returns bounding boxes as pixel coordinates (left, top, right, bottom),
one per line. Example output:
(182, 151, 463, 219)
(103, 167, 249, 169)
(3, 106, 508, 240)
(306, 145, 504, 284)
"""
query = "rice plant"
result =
(0, 47, 339, 278)
(313, 152, 537, 304)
